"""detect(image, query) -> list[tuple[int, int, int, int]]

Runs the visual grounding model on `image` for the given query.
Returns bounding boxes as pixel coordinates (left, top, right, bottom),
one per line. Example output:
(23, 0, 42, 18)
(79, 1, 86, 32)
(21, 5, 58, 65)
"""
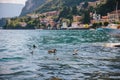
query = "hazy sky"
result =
(0, 0, 28, 18)
(0, 0, 27, 5)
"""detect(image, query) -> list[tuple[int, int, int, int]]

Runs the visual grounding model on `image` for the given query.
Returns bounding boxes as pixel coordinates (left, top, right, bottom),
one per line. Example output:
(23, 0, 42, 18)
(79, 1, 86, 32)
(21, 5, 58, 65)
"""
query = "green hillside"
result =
(35, 0, 97, 13)
(4, 0, 120, 29)
(96, 0, 120, 16)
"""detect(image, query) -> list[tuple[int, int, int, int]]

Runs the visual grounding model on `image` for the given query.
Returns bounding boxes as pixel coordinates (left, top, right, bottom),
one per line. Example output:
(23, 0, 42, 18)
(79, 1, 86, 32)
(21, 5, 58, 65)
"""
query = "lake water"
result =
(0, 30, 120, 80)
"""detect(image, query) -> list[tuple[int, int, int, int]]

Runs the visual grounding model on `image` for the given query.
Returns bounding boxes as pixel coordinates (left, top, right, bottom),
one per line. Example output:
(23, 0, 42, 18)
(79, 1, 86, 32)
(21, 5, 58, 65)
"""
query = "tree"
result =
(91, 23, 98, 29)
(96, 0, 120, 16)
(99, 22, 102, 27)
(82, 11, 90, 24)
(88, 6, 95, 12)
(104, 22, 109, 26)
(82, 1, 88, 9)
(59, 6, 73, 20)
(71, 6, 78, 15)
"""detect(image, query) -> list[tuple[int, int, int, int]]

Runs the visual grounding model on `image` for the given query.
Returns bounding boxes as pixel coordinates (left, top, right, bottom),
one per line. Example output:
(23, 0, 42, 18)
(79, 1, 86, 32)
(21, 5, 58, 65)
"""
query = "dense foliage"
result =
(3, 17, 38, 29)
(4, 0, 120, 29)
(97, 0, 120, 16)
(35, 0, 97, 13)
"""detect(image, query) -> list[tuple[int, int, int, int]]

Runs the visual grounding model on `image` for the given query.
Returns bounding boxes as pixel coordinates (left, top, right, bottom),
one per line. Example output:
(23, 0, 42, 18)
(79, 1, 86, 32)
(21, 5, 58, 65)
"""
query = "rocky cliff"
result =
(20, 0, 46, 16)
(20, 0, 98, 16)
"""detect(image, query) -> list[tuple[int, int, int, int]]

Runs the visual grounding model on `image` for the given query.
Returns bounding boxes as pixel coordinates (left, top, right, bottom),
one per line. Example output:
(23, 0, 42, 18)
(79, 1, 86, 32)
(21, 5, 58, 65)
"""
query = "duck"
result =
(73, 49, 78, 55)
(56, 58, 59, 60)
(33, 44, 37, 49)
(48, 49, 57, 55)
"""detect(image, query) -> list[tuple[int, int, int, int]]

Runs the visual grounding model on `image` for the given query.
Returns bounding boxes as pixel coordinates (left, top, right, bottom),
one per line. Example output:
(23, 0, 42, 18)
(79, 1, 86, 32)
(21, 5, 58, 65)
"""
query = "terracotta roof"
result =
(102, 16, 108, 19)
(109, 10, 120, 14)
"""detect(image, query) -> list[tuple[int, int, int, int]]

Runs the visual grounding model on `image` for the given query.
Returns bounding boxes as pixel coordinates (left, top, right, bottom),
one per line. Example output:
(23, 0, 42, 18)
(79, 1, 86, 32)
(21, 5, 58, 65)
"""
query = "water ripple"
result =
(0, 30, 120, 80)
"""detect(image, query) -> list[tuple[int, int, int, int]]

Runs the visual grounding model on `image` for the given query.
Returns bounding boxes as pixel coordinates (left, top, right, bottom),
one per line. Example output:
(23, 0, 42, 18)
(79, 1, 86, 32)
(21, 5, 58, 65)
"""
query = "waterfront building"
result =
(91, 11, 101, 23)
(61, 22, 68, 29)
(73, 16, 82, 22)
(71, 22, 80, 28)
(100, 16, 109, 23)
(19, 22, 27, 27)
(107, 10, 120, 22)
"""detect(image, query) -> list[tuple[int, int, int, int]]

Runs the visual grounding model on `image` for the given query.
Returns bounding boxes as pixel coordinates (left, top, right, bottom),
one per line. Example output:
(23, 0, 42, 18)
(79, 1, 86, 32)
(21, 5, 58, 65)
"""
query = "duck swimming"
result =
(33, 44, 37, 49)
(73, 49, 78, 55)
(48, 49, 57, 55)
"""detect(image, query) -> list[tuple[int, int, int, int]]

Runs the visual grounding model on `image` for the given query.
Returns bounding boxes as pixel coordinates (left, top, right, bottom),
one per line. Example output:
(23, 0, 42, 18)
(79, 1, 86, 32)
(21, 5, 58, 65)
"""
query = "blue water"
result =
(0, 30, 120, 80)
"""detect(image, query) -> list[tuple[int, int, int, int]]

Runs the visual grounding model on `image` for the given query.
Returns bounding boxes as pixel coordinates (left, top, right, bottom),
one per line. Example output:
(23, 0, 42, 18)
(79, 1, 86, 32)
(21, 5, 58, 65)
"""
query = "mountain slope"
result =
(20, 0, 46, 16)
(97, 0, 120, 15)
(20, 0, 97, 16)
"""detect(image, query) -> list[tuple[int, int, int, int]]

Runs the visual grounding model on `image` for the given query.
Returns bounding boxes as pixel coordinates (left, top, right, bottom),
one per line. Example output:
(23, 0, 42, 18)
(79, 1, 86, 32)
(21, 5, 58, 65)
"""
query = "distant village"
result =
(0, 0, 120, 29)
(17, 9, 120, 30)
